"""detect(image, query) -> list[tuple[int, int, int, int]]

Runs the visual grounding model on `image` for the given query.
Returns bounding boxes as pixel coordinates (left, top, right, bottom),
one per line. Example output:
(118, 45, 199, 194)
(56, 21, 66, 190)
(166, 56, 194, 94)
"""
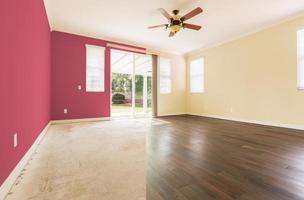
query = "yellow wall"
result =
(156, 52, 186, 116)
(186, 16, 304, 126)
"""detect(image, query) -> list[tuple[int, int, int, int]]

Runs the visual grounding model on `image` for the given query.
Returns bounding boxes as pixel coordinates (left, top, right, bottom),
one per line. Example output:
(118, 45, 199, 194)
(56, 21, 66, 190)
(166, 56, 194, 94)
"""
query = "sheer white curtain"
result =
(86, 44, 105, 92)
(190, 58, 204, 93)
(159, 57, 172, 94)
(297, 30, 304, 90)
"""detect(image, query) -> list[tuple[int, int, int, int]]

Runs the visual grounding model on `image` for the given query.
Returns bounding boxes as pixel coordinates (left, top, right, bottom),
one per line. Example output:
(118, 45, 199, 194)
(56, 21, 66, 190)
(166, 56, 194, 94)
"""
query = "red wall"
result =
(0, 0, 51, 186)
(51, 32, 110, 119)
(0, 1, 145, 187)
(51, 31, 145, 120)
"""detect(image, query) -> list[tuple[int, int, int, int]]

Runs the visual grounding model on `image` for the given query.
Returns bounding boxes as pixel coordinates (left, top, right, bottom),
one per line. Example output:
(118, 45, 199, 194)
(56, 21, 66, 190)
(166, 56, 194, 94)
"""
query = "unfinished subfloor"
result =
(5, 118, 147, 200)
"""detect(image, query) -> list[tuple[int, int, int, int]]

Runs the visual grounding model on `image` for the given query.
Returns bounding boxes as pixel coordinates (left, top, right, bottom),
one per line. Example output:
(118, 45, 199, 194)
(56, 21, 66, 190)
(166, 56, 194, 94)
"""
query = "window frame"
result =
(190, 57, 205, 94)
(159, 57, 172, 94)
(297, 29, 304, 90)
(85, 44, 105, 92)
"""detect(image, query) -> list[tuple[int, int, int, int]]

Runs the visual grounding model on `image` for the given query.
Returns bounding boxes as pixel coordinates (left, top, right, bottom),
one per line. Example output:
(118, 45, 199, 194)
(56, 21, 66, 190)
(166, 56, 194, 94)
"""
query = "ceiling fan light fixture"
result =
(148, 7, 203, 37)
(170, 25, 181, 33)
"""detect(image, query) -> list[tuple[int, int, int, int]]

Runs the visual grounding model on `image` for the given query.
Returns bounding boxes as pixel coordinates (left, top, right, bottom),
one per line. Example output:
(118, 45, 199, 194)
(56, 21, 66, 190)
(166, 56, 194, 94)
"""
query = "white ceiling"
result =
(44, 0, 304, 55)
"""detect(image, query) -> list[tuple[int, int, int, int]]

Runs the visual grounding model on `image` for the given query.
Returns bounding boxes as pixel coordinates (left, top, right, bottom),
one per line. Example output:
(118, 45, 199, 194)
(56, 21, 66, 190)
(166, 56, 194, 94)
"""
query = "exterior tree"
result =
(111, 73, 152, 106)
(111, 73, 132, 94)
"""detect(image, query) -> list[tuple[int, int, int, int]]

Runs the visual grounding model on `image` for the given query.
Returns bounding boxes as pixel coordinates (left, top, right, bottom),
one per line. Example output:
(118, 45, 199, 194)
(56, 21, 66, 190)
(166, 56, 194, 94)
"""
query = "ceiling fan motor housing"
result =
(170, 12, 182, 33)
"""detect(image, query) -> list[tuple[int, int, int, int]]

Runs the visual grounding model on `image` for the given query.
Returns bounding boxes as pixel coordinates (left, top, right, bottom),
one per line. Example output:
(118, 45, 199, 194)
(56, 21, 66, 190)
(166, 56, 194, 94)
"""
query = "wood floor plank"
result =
(147, 115, 304, 200)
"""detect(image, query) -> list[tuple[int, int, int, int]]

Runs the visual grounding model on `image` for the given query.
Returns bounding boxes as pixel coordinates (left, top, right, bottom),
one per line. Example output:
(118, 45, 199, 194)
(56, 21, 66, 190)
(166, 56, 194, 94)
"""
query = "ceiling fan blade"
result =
(158, 8, 172, 20)
(181, 7, 203, 21)
(169, 32, 175, 37)
(183, 23, 202, 30)
(148, 24, 168, 29)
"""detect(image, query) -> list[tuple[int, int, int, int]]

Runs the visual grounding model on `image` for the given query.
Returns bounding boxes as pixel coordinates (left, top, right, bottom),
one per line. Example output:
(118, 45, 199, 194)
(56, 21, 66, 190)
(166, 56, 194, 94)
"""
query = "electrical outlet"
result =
(64, 108, 68, 114)
(230, 108, 234, 113)
(78, 85, 82, 90)
(13, 133, 18, 148)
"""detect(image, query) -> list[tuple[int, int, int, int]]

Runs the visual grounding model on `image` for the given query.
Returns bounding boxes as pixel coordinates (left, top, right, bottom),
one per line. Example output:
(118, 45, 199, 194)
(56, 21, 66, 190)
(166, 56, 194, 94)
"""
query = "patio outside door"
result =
(111, 49, 152, 117)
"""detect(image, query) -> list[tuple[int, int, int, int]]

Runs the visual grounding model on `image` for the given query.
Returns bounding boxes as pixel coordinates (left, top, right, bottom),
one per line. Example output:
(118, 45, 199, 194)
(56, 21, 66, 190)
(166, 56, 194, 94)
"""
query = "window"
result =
(86, 44, 105, 92)
(190, 58, 204, 93)
(159, 57, 171, 94)
(297, 29, 304, 90)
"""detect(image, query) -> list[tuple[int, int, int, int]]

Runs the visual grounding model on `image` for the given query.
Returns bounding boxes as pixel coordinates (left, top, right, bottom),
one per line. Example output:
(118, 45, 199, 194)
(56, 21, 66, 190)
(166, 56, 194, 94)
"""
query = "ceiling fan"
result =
(148, 7, 203, 37)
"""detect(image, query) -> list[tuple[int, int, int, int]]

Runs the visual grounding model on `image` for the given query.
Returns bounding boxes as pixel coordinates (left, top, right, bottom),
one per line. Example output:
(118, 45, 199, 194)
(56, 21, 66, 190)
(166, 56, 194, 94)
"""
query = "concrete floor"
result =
(6, 118, 148, 200)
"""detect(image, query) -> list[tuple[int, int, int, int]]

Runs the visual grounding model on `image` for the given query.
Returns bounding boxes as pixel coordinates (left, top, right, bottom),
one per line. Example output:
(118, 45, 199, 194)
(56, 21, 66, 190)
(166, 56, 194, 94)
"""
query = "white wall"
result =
(153, 51, 187, 116)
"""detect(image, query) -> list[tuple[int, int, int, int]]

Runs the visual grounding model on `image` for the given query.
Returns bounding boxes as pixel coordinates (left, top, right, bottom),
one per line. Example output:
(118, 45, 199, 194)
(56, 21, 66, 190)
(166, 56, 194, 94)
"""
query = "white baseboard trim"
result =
(187, 113, 304, 131)
(158, 113, 187, 117)
(51, 117, 110, 124)
(0, 122, 51, 200)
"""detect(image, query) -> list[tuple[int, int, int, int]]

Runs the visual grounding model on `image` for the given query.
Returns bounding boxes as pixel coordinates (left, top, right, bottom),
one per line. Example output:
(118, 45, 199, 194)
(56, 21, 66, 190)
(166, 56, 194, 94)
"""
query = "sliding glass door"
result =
(134, 54, 152, 115)
(111, 49, 152, 116)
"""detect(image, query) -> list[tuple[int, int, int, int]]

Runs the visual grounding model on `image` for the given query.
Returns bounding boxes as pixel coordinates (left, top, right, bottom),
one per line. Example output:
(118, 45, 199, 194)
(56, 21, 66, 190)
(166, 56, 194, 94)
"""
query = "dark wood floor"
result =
(147, 115, 304, 200)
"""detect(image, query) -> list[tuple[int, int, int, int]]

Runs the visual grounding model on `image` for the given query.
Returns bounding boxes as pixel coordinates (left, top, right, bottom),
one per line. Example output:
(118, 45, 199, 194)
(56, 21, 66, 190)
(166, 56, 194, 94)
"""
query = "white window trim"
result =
(297, 29, 304, 90)
(85, 44, 105, 92)
(190, 58, 205, 94)
(159, 57, 172, 94)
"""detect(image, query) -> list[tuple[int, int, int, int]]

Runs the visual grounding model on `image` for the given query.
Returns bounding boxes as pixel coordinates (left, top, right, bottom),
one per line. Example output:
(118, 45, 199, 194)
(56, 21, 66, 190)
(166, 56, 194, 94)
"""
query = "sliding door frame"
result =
(110, 49, 153, 117)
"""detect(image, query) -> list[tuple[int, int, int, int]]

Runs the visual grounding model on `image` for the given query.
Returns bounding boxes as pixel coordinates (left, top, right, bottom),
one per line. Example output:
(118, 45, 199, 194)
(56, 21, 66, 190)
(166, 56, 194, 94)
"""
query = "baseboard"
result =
(157, 113, 187, 117)
(51, 117, 110, 124)
(187, 113, 304, 131)
(0, 122, 51, 200)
